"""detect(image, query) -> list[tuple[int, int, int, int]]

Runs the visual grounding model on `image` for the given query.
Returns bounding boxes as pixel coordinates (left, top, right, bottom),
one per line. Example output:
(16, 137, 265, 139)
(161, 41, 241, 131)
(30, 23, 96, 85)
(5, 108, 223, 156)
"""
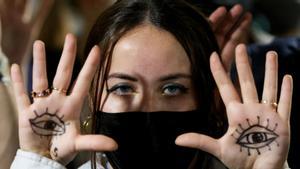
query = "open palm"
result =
(11, 34, 117, 165)
(176, 44, 292, 169)
(0, 0, 53, 64)
(209, 4, 252, 72)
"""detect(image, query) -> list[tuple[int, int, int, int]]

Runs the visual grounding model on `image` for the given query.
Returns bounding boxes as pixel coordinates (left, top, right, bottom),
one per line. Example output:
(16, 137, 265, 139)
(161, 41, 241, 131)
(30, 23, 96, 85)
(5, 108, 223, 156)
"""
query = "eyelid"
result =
(161, 83, 188, 96)
(107, 82, 137, 95)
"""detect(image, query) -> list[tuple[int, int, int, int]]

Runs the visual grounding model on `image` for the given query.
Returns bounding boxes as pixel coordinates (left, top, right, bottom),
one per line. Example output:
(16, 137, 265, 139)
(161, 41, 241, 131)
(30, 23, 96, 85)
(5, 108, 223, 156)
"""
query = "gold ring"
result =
(271, 102, 278, 108)
(31, 89, 51, 98)
(51, 87, 67, 94)
(261, 100, 278, 109)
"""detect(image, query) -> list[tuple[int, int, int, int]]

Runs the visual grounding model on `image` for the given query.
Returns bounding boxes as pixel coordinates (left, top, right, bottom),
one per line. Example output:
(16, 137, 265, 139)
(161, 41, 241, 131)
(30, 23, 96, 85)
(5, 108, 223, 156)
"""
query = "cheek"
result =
(162, 95, 197, 111)
(101, 95, 132, 113)
(181, 96, 198, 110)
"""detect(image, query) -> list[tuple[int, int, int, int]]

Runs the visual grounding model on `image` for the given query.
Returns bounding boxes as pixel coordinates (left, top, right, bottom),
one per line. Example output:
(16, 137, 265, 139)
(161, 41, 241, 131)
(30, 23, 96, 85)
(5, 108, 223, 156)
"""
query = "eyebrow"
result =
(107, 73, 191, 82)
(107, 73, 138, 81)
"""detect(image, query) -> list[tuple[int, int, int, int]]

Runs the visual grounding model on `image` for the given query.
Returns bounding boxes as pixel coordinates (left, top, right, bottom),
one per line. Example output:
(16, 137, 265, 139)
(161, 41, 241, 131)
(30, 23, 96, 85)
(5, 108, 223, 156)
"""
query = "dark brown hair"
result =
(84, 0, 225, 168)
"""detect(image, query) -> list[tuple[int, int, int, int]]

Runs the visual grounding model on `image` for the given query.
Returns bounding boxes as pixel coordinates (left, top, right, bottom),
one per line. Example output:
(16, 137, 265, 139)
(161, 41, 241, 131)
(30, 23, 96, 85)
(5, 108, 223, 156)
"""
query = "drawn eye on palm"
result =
(231, 116, 279, 156)
(29, 107, 69, 137)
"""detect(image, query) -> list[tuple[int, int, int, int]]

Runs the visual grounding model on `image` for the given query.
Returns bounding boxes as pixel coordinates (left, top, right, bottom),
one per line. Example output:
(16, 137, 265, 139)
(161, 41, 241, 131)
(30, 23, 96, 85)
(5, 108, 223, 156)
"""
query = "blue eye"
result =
(107, 83, 135, 95)
(162, 83, 187, 96)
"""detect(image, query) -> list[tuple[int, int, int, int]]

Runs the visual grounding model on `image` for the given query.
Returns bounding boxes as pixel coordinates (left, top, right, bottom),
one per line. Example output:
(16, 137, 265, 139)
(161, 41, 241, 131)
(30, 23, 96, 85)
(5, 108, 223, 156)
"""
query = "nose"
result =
(134, 92, 161, 112)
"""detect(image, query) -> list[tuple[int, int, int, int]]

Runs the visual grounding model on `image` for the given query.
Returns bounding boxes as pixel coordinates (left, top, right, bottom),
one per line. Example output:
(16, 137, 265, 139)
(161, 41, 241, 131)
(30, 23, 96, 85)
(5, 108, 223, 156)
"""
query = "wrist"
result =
(12, 149, 66, 169)
(21, 148, 52, 159)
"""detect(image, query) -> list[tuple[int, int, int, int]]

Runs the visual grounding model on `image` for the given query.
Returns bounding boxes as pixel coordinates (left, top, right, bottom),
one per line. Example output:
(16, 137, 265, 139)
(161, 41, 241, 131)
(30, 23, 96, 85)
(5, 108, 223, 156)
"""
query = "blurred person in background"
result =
(0, 1, 54, 168)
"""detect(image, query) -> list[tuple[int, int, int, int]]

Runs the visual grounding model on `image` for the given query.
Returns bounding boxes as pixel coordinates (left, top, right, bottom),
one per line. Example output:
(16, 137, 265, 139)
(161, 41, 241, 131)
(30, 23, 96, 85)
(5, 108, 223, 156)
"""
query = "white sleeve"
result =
(10, 149, 66, 169)
(284, 161, 291, 169)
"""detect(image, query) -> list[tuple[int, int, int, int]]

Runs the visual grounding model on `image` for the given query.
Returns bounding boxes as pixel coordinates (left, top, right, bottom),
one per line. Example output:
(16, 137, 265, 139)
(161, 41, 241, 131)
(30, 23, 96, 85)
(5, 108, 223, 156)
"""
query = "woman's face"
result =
(101, 24, 197, 112)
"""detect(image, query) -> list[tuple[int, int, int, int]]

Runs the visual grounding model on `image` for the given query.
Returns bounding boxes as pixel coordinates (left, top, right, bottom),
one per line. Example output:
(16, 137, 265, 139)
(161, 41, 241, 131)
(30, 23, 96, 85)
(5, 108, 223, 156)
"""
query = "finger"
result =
(220, 13, 252, 72)
(235, 44, 258, 103)
(277, 75, 293, 121)
(32, 40, 48, 92)
(71, 45, 100, 100)
(11, 64, 30, 110)
(210, 52, 240, 107)
(75, 134, 118, 152)
(52, 34, 77, 92)
(262, 51, 278, 103)
(14, 0, 27, 14)
(228, 12, 252, 43)
(175, 133, 220, 158)
(30, 0, 54, 28)
(215, 4, 244, 38)
(209, 6, 227, 31)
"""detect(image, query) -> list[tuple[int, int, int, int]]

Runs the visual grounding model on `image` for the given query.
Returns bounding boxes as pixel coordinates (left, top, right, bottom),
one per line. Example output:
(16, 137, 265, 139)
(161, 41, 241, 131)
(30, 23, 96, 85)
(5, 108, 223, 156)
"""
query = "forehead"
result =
(110, 24, 191, 77)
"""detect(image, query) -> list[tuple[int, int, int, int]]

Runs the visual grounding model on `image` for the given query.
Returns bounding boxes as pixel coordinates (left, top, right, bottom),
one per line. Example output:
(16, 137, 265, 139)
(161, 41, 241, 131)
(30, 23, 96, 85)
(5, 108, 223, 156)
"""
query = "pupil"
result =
(252, 133, 265, 143)
(169, 88, 176, 92)
(167, 87, 177, 93)
(44, 121, 57, 130)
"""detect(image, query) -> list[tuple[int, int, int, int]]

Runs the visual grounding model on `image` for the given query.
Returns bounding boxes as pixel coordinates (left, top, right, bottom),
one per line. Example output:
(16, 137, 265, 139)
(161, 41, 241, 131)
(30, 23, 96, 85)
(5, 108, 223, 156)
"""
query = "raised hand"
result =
(11, 34, 117, 165)
(209, 4, 252, 72)
(176, 44, 293, 169)
(0, 0, 54, 64)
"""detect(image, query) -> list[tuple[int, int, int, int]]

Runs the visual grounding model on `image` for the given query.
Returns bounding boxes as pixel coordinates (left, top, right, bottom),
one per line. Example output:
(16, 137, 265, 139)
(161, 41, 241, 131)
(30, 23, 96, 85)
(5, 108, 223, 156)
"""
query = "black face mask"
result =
(95, 110, 211, 169)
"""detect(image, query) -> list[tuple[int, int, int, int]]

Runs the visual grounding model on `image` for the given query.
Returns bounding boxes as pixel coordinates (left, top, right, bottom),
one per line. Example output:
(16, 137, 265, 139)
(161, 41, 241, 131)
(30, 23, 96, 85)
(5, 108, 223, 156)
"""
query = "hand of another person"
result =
(11, 34, 117, 165)
(0, 0, 53, 64)
(176, 44, 292, 169)
(209, 4, 252, 72)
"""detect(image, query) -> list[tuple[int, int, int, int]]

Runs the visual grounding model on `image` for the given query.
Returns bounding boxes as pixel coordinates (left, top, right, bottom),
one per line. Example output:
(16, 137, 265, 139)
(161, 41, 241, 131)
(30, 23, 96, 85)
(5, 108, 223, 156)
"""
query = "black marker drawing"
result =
(231, 116, 279, 156)
(30, 108, 67, 137)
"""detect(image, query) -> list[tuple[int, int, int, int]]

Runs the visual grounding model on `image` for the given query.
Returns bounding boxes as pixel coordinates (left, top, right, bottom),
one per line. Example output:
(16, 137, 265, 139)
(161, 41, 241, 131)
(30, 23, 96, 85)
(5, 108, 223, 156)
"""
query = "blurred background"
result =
(0, 0, 299, 168)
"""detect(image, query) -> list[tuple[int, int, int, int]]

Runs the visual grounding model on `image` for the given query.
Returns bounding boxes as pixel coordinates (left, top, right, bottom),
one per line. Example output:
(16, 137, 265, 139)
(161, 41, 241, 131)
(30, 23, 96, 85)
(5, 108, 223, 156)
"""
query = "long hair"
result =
(84, 0, 226, 168)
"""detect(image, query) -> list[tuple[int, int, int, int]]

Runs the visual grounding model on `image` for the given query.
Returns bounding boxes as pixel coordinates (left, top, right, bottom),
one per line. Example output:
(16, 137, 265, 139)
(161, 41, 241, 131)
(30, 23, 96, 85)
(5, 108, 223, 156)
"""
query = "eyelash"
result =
(107, 83, 135, 96)
(161, 83, 188, 96)
(107, 83, 188, 96)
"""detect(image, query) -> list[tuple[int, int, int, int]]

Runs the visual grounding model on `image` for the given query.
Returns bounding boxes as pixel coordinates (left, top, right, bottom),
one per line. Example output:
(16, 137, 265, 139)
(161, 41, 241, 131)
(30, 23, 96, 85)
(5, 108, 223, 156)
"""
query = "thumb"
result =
(75, 134, 118, 152)
(175, 132, 220, 158)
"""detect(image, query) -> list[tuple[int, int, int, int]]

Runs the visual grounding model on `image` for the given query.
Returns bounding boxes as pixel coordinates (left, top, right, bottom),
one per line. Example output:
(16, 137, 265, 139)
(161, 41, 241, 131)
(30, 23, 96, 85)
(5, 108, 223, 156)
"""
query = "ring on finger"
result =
(261, 100, 278, 109)
(52, 87, 68, 94)
(31, 89, 51, 98)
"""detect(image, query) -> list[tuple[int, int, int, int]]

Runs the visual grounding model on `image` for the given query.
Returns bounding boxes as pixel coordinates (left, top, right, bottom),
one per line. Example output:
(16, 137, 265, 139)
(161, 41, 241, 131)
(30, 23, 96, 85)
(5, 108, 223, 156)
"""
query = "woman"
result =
(10, 0, 292, 169)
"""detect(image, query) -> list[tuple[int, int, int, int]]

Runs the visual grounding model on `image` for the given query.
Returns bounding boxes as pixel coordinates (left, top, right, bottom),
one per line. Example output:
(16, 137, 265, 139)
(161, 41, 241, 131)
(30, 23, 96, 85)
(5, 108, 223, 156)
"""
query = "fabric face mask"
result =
(95, 110, 210, 169)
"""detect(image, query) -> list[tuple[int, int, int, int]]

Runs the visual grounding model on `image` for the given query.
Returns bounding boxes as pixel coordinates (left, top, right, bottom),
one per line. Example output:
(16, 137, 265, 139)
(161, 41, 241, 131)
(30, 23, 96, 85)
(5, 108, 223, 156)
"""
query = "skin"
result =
(102, 24, 197, 112)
